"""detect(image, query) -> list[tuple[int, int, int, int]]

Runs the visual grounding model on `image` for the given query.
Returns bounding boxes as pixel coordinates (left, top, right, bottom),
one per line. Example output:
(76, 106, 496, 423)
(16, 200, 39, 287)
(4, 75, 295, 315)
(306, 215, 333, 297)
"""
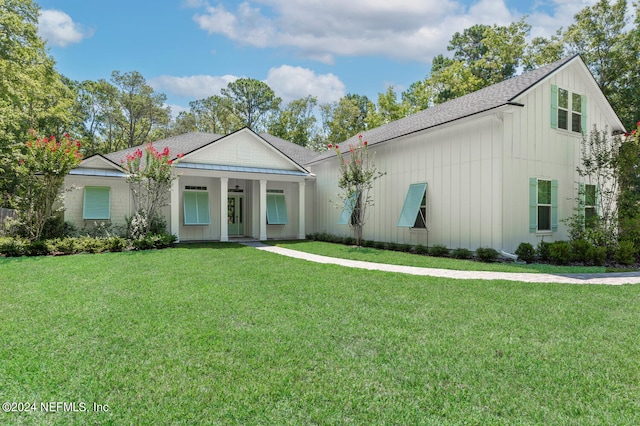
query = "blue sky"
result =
(36, 0, 598, 117)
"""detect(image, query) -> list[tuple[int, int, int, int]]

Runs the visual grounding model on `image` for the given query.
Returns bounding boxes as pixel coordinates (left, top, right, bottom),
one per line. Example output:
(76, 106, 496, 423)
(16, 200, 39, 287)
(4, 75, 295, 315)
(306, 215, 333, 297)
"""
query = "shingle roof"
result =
(306, 55, 577, 164)
(103, 130, 316, 171)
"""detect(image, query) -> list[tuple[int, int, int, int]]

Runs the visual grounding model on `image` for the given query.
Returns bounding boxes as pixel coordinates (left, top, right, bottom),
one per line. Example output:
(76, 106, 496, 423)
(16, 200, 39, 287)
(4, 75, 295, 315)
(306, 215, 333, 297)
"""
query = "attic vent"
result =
(185, 185, 207, 191)
(267, 189, 284, 194)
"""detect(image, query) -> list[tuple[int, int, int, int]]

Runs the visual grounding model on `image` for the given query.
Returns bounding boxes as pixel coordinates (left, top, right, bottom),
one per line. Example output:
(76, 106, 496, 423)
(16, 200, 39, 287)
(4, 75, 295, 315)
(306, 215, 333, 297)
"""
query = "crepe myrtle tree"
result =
(121, 143, 183, 238)
(330, 135, 385, 246)
(12, 130, 83, 241)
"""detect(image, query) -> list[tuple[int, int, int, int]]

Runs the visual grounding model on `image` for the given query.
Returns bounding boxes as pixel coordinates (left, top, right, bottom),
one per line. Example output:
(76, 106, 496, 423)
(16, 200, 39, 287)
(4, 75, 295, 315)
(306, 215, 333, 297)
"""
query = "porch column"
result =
(220, 177, 228, 242)
(170, 176, 180, 242)
(259, 179, 267, 240)
(298, 181, 306, 239)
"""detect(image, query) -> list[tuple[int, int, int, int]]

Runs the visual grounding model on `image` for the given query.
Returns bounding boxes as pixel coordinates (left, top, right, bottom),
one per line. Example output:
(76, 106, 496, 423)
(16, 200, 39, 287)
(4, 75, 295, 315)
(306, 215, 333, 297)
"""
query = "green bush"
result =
(0, 238, 27, 257)
(588, 246, 607, 266)
(515, 242, 535, 263)
(106, 236, 128, 252)
(51, 237, 80, 255)
(414, 244, 428, 255)
(373, 240, 386, 250)
(26, 240, 50, 256)
(398, 243, 413, 253)
(343, 236, 356, 246)
(451, 247, 473, 259)
(476, 247, 499, 262)
(614, 241, 637, 266)
(428, 244, 449, 257)
(571, 239, 592, 263)
(536, 241, 551, 262)
(549, 241, 572, 265)
(362, 239, 376, 248)
(385, 242, 401, 251)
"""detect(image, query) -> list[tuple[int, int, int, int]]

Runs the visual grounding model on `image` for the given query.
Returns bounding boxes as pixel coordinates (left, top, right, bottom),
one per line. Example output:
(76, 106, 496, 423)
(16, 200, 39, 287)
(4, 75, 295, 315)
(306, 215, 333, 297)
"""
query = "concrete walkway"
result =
(241, 242, 640, 285)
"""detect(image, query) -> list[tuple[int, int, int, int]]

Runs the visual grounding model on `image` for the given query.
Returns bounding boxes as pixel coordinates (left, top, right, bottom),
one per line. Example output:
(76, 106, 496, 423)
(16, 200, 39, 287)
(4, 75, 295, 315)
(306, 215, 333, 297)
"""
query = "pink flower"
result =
(335, 145, 339, 150)
(177, 153, 184, 158)
(328, 144, 333, 148)
(64, 133, 69, 138)
(363, 141, 368, 146)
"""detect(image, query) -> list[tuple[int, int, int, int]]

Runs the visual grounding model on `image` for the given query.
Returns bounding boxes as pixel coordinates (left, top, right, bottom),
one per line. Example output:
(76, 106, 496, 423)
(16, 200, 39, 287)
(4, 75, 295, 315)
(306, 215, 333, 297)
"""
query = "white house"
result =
(64, 55, 625, 253)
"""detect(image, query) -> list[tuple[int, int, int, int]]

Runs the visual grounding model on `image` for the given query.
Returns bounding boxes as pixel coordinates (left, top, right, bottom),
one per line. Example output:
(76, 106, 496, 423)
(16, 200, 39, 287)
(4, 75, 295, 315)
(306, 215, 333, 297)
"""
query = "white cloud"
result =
(265, 65, 345, 103)
(188, 0, 602, 64)
(38, 9, 92, 47)
(166, 104, 190, 119)
(150, 74, 238, 99)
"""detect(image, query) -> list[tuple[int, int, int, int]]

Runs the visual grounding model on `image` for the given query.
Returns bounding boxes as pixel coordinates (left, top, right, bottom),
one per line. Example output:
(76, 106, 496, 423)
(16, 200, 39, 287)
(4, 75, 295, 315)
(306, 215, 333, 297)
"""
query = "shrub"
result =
(614, 241, 637, 266)
(373, 240, 386, 250)
(428, 244, 449, 257)
(515, 242, 535, 264)
(0, 238, 28, 257)
(549, 241, 572, 265)
(476, 247, 499, 262)
(362, 239, 376, 248)
(588, 246, 607, 266)
(398, 243, 413, 253)
(26, 240, 50, 256)
(343, 236, 356, 246)
(414, 244, 428, 255)
(80, 236, 107, 254)
(51, 237, 80, 255)
(451, 247, 473, 259)
(41, 214, 66, 240)
(571, 239, 592, 263)
(105, 236, 128, 252)
(536, 241, 551, 262)
(386, 242, 401, 251)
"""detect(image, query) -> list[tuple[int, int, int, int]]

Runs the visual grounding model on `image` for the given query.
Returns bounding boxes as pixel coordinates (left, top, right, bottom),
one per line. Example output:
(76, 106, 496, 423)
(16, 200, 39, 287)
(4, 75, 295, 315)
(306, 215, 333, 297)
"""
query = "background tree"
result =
(110, 70, 170, 149)
(267, 95, 318, 147)
(189, 95, 243, 134)
(617, 123, 640, 253)
(219, 78, 281, 131)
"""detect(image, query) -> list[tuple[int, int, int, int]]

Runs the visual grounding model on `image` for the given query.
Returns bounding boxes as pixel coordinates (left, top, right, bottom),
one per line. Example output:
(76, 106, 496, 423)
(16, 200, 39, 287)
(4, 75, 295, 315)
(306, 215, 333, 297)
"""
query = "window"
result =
(397, 183, 427, 228)
(83, 187, 110, 220)
(529, 178, 558, 233)
(266, 193, 288, 225)
(337, 192, 360, 225)
(183, 191, 210, 225)
(551, 85, 586, 134)
(584, 183, 597, 228)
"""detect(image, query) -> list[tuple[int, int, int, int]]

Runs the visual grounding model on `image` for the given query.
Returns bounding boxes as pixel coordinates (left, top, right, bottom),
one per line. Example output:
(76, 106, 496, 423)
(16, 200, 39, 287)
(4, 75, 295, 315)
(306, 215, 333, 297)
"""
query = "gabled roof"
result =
(307, 55, 622, 165)
(100, 129, 317, 172)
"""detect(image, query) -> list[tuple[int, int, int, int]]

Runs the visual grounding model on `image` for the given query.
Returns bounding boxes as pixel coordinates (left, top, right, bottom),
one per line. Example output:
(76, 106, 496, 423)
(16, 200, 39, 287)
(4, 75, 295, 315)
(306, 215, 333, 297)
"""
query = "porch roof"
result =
(176, 162, 311, 177)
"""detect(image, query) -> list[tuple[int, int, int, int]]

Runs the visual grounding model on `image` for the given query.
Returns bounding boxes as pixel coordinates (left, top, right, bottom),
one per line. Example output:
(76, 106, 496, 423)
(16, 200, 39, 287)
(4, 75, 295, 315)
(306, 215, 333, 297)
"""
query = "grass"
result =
(0, 243, 639, 424)
(271, 240, 616, 274)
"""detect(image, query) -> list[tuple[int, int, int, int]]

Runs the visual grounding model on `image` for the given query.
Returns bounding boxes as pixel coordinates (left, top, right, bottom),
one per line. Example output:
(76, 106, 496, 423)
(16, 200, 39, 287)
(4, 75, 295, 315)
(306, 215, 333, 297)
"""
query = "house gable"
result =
(182, 128, 307, 173)
(76, 154, 123, 171)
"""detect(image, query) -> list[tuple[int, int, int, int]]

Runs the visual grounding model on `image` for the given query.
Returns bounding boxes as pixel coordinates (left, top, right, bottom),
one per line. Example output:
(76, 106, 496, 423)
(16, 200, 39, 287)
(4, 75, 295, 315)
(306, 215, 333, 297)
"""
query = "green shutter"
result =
(266, 194, 288, 225)
(578, 182, 585, 218)
(529, 178, 537, 233)
(397, 183, 427, 227)
(338, 192, 359, 225)
(550, 85, 558, 129)
(581, 95, 587, 135)
(551, 179, 559, 232)
(184, 192, 210, 225)
(83, 187, 111, 220)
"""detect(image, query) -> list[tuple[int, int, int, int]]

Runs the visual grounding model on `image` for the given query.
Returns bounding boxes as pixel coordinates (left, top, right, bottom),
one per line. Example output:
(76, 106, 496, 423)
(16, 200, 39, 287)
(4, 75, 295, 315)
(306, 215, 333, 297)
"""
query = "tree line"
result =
(1, 0, 639, 171)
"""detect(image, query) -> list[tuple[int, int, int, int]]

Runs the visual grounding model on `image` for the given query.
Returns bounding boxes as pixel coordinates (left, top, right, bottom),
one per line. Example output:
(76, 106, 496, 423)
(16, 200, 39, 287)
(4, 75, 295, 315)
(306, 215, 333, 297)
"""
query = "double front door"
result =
(227, 194, 244, 236)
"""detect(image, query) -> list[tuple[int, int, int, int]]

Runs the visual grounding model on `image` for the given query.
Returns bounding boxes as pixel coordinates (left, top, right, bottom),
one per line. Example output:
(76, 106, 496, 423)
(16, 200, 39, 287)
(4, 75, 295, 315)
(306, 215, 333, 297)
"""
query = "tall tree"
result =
(110, 70, 170, 149)
(189, 95, 243, 134)
(267, 95, 318, 147)
(74, 79, 123, 154)
(220, 78, 281, 131)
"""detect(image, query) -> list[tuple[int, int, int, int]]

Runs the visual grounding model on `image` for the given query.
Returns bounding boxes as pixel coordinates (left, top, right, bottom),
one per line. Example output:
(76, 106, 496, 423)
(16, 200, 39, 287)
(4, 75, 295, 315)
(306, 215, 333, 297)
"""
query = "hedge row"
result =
(0, 234, 177, 258)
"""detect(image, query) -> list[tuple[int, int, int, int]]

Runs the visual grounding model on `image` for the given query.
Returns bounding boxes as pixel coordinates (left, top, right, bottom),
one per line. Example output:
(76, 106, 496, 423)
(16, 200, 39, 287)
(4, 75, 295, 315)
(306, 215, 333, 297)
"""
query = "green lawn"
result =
(272, 240, 613, 274)
(1, 244, 639, 424)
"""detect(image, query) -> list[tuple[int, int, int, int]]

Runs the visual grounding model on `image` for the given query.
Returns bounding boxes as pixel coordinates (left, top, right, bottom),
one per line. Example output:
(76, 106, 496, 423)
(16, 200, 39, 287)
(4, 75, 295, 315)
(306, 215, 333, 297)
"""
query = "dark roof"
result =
(307, 55, 577, 164)
(258, 133, 319, 165)
(103, 130, 316, 170)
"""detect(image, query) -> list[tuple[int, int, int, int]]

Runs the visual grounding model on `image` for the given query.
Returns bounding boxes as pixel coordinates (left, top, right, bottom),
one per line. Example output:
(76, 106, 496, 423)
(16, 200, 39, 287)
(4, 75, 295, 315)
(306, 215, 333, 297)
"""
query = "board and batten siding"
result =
(501, 60, 619, 252)
(309, 113, 504, 251)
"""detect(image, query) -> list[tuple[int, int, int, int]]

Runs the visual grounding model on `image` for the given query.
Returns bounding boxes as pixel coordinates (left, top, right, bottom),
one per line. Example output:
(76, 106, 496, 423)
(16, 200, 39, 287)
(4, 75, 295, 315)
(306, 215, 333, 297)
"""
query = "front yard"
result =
(1, 243, 638, 424)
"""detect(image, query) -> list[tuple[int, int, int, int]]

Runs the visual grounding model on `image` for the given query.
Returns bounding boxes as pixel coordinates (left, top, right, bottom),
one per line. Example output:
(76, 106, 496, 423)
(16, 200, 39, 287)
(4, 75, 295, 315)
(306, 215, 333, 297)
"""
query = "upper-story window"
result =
(551, 85, 586, 134)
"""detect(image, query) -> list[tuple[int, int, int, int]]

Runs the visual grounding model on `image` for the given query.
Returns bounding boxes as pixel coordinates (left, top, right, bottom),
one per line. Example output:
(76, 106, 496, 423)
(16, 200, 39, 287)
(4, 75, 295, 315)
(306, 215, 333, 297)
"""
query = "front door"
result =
(227, 195, 244, 236)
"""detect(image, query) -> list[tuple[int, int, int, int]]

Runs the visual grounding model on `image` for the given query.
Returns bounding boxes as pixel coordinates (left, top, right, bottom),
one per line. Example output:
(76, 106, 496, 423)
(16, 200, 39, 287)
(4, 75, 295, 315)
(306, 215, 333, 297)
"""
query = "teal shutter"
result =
(551, 179, 559, 232)
(550, 85, 558, 129)
(83, 187, 111, 220)
(529, 178, 537, 232)
(184, 192, 209, 225)
(397, 183, 427, 227)
(338, 192, 359, 225)
(581, 95, 587, 135)
(266, 194, 288, 224)
(578, 182, 585, 218)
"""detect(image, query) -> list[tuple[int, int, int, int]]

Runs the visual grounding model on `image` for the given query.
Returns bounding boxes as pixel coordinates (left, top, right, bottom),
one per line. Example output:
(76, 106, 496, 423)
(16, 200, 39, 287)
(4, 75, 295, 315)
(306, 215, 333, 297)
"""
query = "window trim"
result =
(183, 190, 210, 225)
(397, 183, 428, 228)
(551, 84, 586, 134)
(82, 186, 111, 220)
(529, 178, 558, 233)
